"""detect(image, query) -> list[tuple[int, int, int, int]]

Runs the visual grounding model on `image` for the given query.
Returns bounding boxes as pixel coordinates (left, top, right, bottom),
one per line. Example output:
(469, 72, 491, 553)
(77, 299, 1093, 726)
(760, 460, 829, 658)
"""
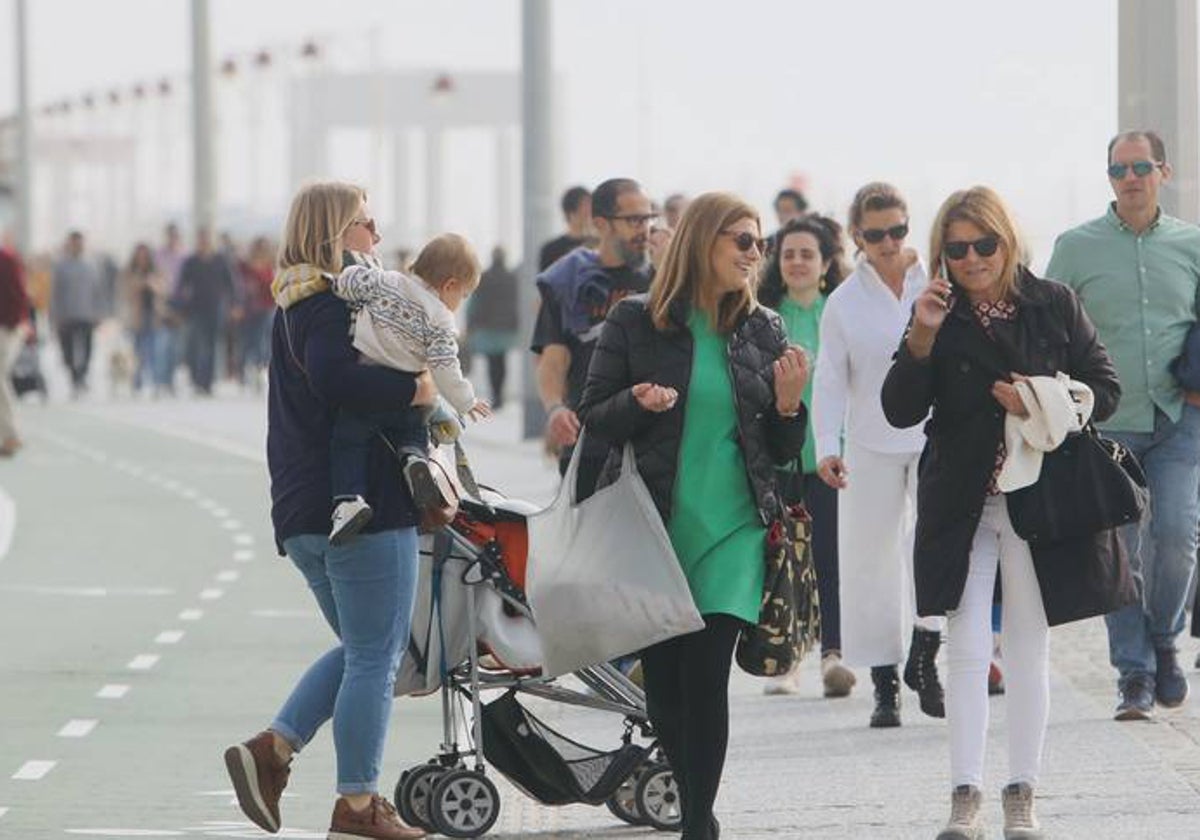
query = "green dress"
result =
(666, 309, 766, 624)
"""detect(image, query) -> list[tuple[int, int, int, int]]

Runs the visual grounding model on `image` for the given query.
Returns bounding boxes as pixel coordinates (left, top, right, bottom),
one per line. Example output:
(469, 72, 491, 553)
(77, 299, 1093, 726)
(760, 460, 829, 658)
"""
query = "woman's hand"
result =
(992, 374, 1030, 417)
(817, 455, 849, 489)
(773, 346, 809, 415)
(913, 276, 954, 332)
(632, 382, 678, 413)
(412, 371, 437, 407)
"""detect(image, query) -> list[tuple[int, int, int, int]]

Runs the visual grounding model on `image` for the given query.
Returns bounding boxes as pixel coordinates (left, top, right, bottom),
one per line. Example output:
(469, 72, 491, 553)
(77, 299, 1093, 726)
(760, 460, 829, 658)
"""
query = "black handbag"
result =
(735, 503, 820, 677)
(1006, 424, 1148, 544)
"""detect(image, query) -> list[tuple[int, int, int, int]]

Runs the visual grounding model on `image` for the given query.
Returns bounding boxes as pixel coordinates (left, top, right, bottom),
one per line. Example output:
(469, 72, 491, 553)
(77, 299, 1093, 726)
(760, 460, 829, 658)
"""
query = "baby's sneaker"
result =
(330, 496, 373, 545)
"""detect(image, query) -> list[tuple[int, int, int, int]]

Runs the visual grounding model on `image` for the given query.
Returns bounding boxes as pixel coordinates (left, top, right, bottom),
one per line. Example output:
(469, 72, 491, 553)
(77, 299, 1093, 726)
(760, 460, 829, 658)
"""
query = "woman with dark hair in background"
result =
(757, 214, 856, 698)
(120, 242, 170, 395)
(579, 192, 808, 839)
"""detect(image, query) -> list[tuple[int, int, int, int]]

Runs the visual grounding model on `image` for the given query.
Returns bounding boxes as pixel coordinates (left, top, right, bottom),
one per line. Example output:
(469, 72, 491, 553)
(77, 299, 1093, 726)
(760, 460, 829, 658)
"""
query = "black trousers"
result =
(641, 614, 741, 840)
(779, 470, 842, 653)
(57, 321, 94, 388)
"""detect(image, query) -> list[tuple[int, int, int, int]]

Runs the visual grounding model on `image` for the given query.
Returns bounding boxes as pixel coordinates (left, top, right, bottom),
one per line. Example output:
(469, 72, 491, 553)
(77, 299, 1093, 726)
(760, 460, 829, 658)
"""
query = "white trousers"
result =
(837, 442, 941, 667)
(948, 495, 1049, 788)
(0, 327, 20, 442)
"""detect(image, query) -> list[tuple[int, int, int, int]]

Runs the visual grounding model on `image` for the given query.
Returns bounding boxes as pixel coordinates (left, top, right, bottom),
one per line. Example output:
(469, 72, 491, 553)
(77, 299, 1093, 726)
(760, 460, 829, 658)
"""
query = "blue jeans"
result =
(133, 327, 171, 391)
(271, 529, 419, 794)
(1104, 405, 1200, 679)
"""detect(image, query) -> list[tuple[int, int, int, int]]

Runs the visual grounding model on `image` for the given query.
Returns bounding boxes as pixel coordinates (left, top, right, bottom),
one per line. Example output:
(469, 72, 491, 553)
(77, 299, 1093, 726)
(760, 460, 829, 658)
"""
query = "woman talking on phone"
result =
(882, 186, 1123, 839)
(812, 182, 946, 728)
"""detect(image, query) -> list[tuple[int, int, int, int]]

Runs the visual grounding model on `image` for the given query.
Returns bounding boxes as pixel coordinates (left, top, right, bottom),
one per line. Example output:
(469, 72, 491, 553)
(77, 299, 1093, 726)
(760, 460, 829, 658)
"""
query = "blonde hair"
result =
(848, 181, 907, 232)
(278, 181, 366, 274)
(649, 192, 759, 334)
(410, 233, 482, 290)
(930, 186, 1024, 301)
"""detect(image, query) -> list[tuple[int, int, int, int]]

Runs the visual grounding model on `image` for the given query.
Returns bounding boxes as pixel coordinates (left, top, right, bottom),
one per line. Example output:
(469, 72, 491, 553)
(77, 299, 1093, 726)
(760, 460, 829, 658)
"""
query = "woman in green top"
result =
(579, 192, 808, 840)
(757, 215, 856, 699)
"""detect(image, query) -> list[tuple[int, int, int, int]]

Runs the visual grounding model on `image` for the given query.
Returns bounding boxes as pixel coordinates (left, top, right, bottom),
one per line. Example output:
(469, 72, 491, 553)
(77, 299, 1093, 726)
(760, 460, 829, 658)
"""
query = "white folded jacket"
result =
(996, 372, 1094, 493)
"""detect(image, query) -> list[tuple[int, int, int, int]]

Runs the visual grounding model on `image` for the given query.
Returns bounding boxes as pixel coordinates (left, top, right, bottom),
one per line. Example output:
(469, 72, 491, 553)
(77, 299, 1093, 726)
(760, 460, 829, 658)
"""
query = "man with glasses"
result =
(1047, 129, 1200, 721)
(531, 177, 655, 498)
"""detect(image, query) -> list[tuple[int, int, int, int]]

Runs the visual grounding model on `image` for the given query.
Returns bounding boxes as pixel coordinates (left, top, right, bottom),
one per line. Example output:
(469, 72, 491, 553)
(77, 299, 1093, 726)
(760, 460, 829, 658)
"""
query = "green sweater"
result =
(776, 295, 825, 473)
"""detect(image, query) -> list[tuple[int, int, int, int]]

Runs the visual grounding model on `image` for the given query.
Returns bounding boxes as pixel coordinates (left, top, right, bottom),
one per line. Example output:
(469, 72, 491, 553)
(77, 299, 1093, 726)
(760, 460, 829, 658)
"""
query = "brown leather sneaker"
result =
(223, 730, 291, 833)
(328, 795, 426, 840)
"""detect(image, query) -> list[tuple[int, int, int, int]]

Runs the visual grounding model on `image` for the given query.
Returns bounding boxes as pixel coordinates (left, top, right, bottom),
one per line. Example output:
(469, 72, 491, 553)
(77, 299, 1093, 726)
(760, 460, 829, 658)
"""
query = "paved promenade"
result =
(0, 380, 1198, 838)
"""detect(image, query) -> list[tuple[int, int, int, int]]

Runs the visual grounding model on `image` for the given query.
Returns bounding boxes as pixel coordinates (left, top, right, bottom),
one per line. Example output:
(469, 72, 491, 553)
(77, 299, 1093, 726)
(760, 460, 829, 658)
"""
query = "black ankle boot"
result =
(903, 627, 946, 719)
(869, 665, 901, 728)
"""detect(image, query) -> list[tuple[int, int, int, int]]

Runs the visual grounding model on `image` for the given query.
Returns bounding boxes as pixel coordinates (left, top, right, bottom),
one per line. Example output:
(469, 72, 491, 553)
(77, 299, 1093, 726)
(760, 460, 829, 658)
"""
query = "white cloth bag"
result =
(526, 434, 704, 677)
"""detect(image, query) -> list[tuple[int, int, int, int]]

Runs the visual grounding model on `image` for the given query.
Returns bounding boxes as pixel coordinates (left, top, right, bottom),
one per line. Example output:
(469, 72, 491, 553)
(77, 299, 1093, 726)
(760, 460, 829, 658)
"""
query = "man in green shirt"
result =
(1046, 130, 1200, 721)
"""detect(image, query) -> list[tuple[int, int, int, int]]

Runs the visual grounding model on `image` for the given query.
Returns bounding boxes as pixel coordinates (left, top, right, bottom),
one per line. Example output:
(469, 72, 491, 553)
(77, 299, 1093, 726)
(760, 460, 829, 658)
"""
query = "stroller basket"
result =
(481, 690, 649, 806)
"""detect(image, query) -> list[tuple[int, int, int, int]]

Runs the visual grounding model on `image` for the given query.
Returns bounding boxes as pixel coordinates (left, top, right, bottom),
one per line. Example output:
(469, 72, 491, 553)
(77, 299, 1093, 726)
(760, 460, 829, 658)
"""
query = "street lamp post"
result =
(520, 0, 555, 439)
(191, 0, 216, 237)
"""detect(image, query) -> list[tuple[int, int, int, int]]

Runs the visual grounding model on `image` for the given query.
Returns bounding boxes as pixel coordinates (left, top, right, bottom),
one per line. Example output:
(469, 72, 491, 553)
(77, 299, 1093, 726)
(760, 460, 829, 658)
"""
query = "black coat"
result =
(578, 295, 806, 525)
(881, 269, 1136, 626)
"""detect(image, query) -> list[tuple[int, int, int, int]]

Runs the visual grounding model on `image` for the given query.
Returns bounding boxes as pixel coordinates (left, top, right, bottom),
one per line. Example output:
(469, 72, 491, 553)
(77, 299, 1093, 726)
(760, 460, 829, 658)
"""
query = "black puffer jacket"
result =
(577, 294, 806, 525)
(881, 269, 1135, 626)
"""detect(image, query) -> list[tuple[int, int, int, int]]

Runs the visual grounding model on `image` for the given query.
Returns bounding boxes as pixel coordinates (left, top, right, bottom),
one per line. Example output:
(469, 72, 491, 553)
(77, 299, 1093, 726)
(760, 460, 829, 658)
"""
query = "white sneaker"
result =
(763, 667, 803, 695)
(330, 496, 373, 546)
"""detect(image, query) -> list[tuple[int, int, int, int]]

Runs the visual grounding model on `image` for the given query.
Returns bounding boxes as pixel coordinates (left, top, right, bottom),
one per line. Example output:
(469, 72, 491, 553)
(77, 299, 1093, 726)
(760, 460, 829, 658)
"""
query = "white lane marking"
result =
(155, 630, 185, 645)
(96, 684, 129, 699)
(233, 534, 254, 546)
(200, 588, 224, 600)
(68, 407, 266, 464)
(252, 608, 321, 619)
(212, 507, 230, 518)
(0, 485, 15, 563)
(179, 609, 204, 621)
(233, 549, 255, 562)
(215, 570, 239, 583)
(199, 499, 217, 510)
(0, 806, 9, 817)
(65, 831, 185, 837)
(0, 585, 173, 597)
(163, 480, 182, 492)
(127, 654, 160, 671)
(180, 489, 198, 500)
(57, 719, 98, 738)
(221, 519, 242, 530)
(12, 760, 55, 780)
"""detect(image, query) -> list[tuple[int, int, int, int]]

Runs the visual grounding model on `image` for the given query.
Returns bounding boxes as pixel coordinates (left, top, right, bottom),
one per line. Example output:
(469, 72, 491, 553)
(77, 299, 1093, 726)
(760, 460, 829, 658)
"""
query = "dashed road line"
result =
(127, 654, 160, 671)
(233, 549, 255, 562)
(199, 588, 224, 601)
(96, 684, 129, 699)
(215, 570, 240, 583)
(233, 534, 254, 546)
(155, 630, 185, 645)
(178, 609, 204, 621)
(12, 760, 56, 780)
(57, 719, 98, 738)
(0, 485, 17, 564)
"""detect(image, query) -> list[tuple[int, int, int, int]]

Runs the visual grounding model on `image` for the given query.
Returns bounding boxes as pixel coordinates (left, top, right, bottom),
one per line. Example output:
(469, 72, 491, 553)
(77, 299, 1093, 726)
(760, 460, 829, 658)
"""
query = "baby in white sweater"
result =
(328, 234, 491, 543)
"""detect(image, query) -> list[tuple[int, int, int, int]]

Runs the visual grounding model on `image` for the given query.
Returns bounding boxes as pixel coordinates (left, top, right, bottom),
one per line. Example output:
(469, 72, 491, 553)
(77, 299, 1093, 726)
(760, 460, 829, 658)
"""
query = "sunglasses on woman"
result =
(943, 236, 1000, 261)
(1107, 160, 1162, 179)
(722, 230, 767, 254)
(349, 217, 377, 235)
(860, 223, 909, 244)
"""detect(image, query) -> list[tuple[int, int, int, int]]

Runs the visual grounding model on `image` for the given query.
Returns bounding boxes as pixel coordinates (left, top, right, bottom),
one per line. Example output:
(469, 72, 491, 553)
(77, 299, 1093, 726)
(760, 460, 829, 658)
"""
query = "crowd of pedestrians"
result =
(5, 124, 1198, 840)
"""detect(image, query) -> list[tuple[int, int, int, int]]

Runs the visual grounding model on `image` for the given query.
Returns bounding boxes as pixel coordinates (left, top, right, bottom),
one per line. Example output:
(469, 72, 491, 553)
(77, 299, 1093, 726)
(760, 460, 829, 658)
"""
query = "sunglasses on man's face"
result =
(722, 230, 767, 254)
(1107, 160, 1162, 180)
(860, 223, 909, 244)
(943, 236, 1000, 261)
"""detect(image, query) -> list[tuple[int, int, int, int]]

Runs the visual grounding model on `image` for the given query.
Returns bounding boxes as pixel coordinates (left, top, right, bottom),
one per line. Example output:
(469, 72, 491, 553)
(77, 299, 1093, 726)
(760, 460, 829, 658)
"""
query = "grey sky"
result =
(0, 0, 1128, 264)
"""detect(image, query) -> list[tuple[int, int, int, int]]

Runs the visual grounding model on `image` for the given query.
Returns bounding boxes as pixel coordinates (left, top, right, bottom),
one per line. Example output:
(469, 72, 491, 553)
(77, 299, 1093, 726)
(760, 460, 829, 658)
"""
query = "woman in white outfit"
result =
(812, 182, 946, 728)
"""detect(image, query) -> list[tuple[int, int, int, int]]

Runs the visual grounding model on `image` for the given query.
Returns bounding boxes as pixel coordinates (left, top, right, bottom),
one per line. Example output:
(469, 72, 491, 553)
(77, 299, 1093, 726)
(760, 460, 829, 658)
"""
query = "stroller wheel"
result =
(605, 763, 647, 826)
(429, 768, 501, 838)
(635, 763, 682, 831)
(397, 762, 447, 831)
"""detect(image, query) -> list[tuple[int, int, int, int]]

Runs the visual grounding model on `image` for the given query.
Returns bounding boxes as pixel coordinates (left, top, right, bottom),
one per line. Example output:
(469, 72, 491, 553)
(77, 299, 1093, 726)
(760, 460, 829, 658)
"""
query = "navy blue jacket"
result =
(268, 291, 420, 553)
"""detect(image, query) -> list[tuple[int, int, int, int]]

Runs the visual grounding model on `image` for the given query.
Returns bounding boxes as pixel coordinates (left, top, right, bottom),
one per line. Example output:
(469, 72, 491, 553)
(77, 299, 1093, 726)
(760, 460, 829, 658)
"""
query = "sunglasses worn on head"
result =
(944, 236, 1000, 261)
(860, 223, 909, 244)
(1108, 160, 1162, 179)
(723, 230, 767, 254)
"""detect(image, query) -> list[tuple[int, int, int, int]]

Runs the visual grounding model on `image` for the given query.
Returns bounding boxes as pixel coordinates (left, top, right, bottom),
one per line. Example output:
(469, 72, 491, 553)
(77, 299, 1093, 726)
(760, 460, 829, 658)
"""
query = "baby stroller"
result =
(390, 451, 682, 838)
(11, 333, 47, 401)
